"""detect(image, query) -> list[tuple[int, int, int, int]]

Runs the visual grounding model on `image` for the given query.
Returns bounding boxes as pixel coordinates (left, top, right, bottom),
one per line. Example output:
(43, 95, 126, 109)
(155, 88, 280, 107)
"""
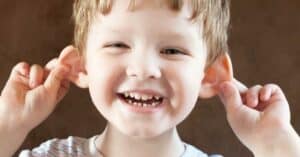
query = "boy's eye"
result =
(104, 42, 129, 49)
(161, 48, 186, 55)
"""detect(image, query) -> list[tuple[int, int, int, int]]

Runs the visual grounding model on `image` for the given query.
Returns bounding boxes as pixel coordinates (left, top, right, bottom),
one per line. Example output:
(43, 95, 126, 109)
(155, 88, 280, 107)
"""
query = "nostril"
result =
(125, 63, 162, 80)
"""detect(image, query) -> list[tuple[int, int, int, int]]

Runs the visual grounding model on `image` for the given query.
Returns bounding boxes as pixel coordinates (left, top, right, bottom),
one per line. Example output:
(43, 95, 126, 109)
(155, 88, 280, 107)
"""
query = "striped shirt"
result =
(19, 136, 223, 157)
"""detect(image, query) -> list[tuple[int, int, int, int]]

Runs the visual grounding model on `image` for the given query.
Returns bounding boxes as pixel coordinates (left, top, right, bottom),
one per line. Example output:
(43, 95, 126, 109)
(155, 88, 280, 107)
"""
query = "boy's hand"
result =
(218, 79, 300, 156)
(0, 46, 74, 134)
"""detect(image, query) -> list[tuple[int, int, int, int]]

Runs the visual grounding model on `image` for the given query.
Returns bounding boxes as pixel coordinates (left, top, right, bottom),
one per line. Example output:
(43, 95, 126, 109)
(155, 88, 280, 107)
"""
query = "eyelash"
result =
(161, 48, 186, 55)
(104, 42, 187, 55)
(105, 42, 129, 49)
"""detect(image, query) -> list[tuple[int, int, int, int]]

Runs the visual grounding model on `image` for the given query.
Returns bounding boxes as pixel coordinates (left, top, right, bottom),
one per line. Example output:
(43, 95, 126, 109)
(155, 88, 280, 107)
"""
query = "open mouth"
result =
(117, 92, 164, 108)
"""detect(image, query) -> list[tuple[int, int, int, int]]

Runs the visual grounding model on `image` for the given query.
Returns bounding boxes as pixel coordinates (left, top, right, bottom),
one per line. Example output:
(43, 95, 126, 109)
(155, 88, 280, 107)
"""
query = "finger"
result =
(58, 45, 78, 64)
(49, 58, 71, 101)
(260, 84, 272, 101)
(219, 81, 261, 128)
(266, 85, 290, 119)
(57, 46, 80, 82)
(245, 85, 262, 108)
(255, 84, 288, 112)
(233, 78, 248, 93)
(44, 58, 58, 82)
(29, 64, 44, 88)
(9, 62, 29, 78)
(8, 62, 30, 85)
(45, 58, 58, 70)
(56, 80, 70, 103)
(43, 64, 70, 94)
(260, 84, 283, 101)
(263, 84, 286, 102)
(218, 81, 244, 114)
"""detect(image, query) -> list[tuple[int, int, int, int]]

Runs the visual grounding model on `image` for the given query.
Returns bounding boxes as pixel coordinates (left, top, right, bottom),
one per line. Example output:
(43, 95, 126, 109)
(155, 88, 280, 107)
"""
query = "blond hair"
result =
(72, 0, 230, 66)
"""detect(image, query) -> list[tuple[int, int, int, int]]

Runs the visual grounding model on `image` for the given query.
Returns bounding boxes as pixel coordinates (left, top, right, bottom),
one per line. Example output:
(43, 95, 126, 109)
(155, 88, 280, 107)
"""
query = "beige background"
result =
(0, 1, 299, 157)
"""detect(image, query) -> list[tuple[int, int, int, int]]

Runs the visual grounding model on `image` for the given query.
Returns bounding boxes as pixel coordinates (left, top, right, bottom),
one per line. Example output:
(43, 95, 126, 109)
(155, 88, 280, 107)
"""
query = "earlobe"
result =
(58, 46, 89, 89)
(198, 53, 233, 99)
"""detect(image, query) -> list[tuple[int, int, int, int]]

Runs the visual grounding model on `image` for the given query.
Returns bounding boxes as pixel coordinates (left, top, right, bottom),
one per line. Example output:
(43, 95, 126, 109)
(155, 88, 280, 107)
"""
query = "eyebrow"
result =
(103, 27, 196, 46)
(159, 30, 198, 48)
(162, 32, 191, 41)
(107, 28, 124, 34)
(102, 27, 130, 35)
(105, 26, 192, 37)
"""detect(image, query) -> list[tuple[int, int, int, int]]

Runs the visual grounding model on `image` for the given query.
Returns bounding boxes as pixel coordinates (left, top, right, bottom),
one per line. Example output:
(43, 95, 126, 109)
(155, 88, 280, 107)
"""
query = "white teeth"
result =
(123, 92, 162, 101)
(141, 95, 151, 101)
(133, 94, 141, 100)
(124, 99, 161, 108)
(124, 93, 129, 98)
(154, 96, 160, 100)
(129, 93, 135, 98)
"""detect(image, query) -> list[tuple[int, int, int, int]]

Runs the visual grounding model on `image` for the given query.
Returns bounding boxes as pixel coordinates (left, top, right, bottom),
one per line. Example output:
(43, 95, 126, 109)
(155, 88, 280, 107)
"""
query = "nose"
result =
(126, 51, 161, 80)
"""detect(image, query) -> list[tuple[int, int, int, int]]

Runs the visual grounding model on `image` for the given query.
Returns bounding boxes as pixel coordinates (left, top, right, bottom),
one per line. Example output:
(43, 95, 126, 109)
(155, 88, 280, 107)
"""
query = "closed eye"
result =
(104, 42, 129, 49)
(161, 48, 186, 55)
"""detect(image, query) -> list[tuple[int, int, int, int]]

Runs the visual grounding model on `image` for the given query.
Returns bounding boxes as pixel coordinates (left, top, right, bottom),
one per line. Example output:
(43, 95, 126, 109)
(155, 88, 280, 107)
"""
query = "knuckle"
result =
(265, 83, 281, 90)
(14, 62, 29, 71)
(11, 62, 30, 77)
(247, 92, 256, 99)
(253, 85, 262, 89)
(46, 58, 58, 67)
(45, 59, 58, 72)
(31, 64, 42, 70)
(247, 88, 260, 97)
(249, 85, 262, 92)
(51, 68, 64, 81)
(30, 65, 45, 76)
(18, 62, 29, 67)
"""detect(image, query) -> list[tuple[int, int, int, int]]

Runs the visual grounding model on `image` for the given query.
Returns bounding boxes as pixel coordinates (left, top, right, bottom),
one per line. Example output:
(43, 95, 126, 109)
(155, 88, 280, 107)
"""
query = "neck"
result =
(95, 123, 185, 157)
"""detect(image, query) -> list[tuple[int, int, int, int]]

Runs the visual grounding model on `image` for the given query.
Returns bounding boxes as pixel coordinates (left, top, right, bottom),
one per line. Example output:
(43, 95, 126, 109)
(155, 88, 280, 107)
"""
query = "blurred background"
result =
(0, 0, 299, 156)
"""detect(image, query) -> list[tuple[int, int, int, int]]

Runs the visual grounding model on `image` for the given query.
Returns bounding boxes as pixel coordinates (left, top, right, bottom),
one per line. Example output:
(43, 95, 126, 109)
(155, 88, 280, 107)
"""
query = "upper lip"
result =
(118, 89, 166, 98)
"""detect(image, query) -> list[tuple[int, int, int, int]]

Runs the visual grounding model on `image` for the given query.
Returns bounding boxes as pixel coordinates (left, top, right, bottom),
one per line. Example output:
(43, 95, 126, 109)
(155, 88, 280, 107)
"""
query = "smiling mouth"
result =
(117, 92, 164, 108)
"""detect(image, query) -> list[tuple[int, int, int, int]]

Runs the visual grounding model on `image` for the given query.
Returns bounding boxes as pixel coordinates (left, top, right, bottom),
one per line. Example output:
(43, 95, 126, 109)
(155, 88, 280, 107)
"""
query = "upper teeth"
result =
(123, 92, 162, 101)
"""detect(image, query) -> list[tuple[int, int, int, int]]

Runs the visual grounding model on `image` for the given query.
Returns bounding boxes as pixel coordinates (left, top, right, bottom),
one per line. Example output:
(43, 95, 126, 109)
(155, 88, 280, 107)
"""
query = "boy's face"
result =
(84, 1, 208, 138)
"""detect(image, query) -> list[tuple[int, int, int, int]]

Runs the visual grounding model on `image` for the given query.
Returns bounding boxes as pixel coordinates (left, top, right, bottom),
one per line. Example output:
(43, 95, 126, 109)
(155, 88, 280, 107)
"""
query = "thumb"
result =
(218, 81, 244, 114)
(43, 64, 70, 95)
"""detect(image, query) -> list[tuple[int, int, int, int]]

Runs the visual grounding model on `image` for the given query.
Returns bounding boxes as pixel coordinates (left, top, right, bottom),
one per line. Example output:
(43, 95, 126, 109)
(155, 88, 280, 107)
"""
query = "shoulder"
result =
(18, 136, 100, 157)
(183, 143, 223, 157)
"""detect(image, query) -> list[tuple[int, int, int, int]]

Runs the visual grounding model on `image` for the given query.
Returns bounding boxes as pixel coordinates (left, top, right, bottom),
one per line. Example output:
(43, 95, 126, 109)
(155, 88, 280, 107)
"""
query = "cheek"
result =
(87, 58, 125, 108)
(164, 63, 204, 114)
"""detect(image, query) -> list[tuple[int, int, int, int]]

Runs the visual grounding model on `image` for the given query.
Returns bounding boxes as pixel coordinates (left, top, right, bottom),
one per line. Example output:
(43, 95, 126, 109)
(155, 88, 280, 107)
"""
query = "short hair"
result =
(72, 0, 230, 66)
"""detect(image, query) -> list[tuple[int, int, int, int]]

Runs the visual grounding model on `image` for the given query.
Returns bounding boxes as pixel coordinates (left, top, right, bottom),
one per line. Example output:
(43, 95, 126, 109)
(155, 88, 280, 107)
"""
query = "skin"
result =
(80, 2, 209, 156)
(0, 0, 299, 157)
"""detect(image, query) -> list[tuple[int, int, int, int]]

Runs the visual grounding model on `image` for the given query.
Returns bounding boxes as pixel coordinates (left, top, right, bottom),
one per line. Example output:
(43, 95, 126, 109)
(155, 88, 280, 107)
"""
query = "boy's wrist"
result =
(253, 124, 300, 157)
(0, 124, 29, 157)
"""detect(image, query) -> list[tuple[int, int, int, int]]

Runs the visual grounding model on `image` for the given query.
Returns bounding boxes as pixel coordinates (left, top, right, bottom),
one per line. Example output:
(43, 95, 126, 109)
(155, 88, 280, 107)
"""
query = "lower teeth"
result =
(127, 100, 160, 107)
(118, 94, 162, 108)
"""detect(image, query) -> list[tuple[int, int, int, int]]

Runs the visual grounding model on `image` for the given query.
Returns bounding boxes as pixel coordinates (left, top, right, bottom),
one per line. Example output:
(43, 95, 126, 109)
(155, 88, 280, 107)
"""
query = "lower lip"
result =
(118, 97, 165, 114)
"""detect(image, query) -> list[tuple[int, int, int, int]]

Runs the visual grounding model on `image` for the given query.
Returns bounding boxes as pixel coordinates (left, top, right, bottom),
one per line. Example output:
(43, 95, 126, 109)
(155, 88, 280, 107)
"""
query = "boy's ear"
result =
(198, 53, 233, 99)
(58, 46, 89, 88)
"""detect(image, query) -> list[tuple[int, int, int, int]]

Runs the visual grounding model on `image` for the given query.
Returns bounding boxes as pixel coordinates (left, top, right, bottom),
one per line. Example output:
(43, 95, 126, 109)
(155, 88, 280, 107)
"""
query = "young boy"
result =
(1, 0, 300, 156)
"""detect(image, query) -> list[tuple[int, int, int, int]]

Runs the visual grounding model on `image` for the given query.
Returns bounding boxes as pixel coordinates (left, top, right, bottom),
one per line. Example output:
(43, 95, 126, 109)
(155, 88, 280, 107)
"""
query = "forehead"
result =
(88, 0, 204, 47)
(107, 0, 197, 24)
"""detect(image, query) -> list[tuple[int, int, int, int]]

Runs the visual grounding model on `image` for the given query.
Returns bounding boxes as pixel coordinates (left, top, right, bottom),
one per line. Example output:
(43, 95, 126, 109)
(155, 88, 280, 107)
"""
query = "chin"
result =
(120, 125, 166, 139)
